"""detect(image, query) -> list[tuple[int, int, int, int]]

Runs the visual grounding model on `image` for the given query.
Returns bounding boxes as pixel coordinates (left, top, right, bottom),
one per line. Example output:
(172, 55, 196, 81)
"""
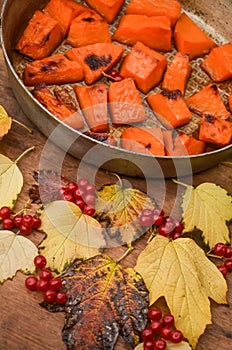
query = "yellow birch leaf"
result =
(95, 184, 154, 245)
(180, 182, 232, 248)
(0, 230, 37, 283)
(135, 340, 192, 350)
(0, 154, 23, 208)
(135, 236, 227, 348)
(0, 105, 12, 138)
(39, 200, 105, 272)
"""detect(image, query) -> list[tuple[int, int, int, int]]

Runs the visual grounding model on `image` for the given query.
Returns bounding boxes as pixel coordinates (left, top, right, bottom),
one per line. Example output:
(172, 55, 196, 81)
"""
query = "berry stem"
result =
(206, 253, 224, 259)
(117, 244, 134, 263)
(102, 71, 119, 82)
(12, 119, 33, 134)
(15, 146, 35, 164)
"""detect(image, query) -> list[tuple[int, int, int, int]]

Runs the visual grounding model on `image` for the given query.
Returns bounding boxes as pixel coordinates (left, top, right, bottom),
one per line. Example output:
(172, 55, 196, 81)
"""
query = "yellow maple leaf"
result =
(135, 236, 227, 348)
(180, 182, 232, 248)
(0, 105, 12, 139)
(39, 200, 105, 272)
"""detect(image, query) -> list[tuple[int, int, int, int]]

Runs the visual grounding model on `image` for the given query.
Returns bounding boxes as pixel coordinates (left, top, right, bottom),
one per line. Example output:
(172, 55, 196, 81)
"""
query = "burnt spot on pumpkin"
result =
(205, 114, 215, 124)
(82, 17, 95, 22)
(40, 59, 64, 72)
(84, 54, 112, 71)
(161, 89, 182, 99)
(41, 33, 50, 46)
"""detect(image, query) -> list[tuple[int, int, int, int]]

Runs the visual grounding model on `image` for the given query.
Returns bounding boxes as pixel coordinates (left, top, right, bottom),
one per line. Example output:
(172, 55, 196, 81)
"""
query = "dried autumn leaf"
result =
(43, 255, 149, 349)
(180, 182, 232, 248)
(0, 105, 12, 139)
(0, 153, 23, 208)
(135, 236, 227, 348)
(0, 230, 37, 283)
(95, 184, 154, 245)
(39, 200, 105, 272)
(135, 340, 192, 350)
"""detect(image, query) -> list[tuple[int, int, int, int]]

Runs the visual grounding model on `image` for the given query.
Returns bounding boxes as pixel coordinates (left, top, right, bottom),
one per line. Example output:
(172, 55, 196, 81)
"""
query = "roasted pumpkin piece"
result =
(108, 78, 146, 124)
(121, 127, 165, 156)
(32, 83, 84, 129)
(186, 84, 231, 120)
(84, 0, 125, 23)
(201, 43, 232, 82)
(161, 52, 191, 95)
(199, 114, 232, 147)
(74, 84, 108, 133)
(112, 14, 172, 52)
(174, 13, 217, 60)
(66, 10, 111, 47)
(53, 87, 78, 113)
(173, 133, 206, 156)
(23, 53, 84, 86)
(44, 0, 87, 36)
(15, 10, 63, 60)
(84, 130, 117, 146)
(147, 90, 191, 129)
(120, 41, 167, 94)
(66, 43, 124, 84)
(125, 0, 181, 27)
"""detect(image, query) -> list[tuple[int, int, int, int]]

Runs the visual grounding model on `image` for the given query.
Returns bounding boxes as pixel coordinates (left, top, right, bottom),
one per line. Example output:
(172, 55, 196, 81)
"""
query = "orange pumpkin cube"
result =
(84, 0, 125, 23)
(199, 114, 232, 147)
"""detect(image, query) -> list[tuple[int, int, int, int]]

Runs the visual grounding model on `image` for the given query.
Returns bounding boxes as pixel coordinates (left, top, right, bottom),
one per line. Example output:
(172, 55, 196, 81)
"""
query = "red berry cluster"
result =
(214, 242, 232, 277)
(0, 206, 41, 235)
(25, 255, 67, 305)
(142, 307, 183, 350)
(58, 178, 96, 216)
(139, 208, 184, 240)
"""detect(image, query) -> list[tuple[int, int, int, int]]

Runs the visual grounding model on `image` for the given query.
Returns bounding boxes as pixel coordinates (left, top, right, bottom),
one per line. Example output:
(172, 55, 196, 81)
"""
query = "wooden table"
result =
(0, 2, 232, 349)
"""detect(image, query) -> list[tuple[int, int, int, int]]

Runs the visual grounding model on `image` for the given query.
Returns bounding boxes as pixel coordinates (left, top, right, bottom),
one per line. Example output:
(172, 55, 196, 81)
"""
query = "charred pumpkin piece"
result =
(120, 41, 167, 94)
(125, 0, 181, 27)
(161, 52, 191, 95)
(44, 0, 87, 36)
(199, 114, 232, 147)
(112, 14, 172, 52)
(74, 84, 108, 133)
(201, 43, 232, 82)
(15, 10, 63, 60)
(32, 83, 84, 129)
(147, 90, 191, 129)
(66, 9, 111, 47)
(84, 130, 117, 146)
(121, 126, 165, 155)
(53, 87, 78, 113)
(23, 53, 84, 86)
(108, 78, 146, 124)
(186, 84, 231, 120)
(84, 0, 125, 23)
(66, 43, 124, 84)
(174, 13, 217, 60)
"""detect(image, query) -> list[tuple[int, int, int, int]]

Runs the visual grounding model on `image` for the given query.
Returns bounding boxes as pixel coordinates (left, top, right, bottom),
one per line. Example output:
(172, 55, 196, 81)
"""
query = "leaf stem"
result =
(105, 171, 123, 188)
(117, 244, 134, 263)
(15, 146, 35, 164)
(172, 179, 190, 188)
(206, 253, 224, 260)
(12, 119, 33, 134)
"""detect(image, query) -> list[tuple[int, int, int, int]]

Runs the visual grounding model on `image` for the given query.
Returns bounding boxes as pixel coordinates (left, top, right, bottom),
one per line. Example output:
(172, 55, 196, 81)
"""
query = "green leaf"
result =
(0, 105, 12, 138)
(0, 154, 23, 208)
(135, 236, 227, 348)
(39, 200, 105, 272)
(95, 184, 154, 245)
(180, 182, 232, 248)
(0, 230, 37, 283)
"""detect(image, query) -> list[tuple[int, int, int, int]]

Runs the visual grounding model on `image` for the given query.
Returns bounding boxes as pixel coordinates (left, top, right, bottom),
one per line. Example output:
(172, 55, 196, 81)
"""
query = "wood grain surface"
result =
(0, 1, 232, 349)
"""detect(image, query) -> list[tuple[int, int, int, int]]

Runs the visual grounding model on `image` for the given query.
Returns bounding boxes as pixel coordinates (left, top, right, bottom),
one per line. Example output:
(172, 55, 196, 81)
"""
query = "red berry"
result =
(141, 327, 154, 341)
(57, 187, 67, 199)
(150, 320, 162, 334)
(85, 184, 95, 195)
(214, 243, 226, 256)
(224, 259, 232, 272)
(217, 265, 228, 277)
(84, 194, 96, 206)
(75, 198, 85, 210)
(139, 215, 154, 227)
(153, 208, 164, 217)
(49, 278, 62, 291)
(44, 289, 57, 303)
(66, 182, 78, 193)
(171, 232, 182, 240)
(2, 218, 14, 230)
(143, 340, 154, 350)
(163, 314, 174, 327)
(161, 326, 172, 340)
(153, 214, 164, 226)
(83, 205, 95, 216)
(148, 308, 162, 321)
(78, 178, 89, 189)
(34, 255, 47, 269)
(39, 269, 52, 281)
(109, 70, 119, 78)
(170, 330, 183, 344)
(153, 338, 166, 350)
(25, 276, 38, 291)
(22, 214, 34, 228)
(173, 220, 184, 233)
(63, 192, 75, 202)
(32, 216, 42, 229)
(20, 224, 32, 236)
(224, 246, 232, 258)
(74, 188, 84, 200)
(158, 224, 171, 237)
(36, 279, 49, 292)
(56, 291, 67, 305)
(13, 214, 23, 227)
(0, 206, 11, 219)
